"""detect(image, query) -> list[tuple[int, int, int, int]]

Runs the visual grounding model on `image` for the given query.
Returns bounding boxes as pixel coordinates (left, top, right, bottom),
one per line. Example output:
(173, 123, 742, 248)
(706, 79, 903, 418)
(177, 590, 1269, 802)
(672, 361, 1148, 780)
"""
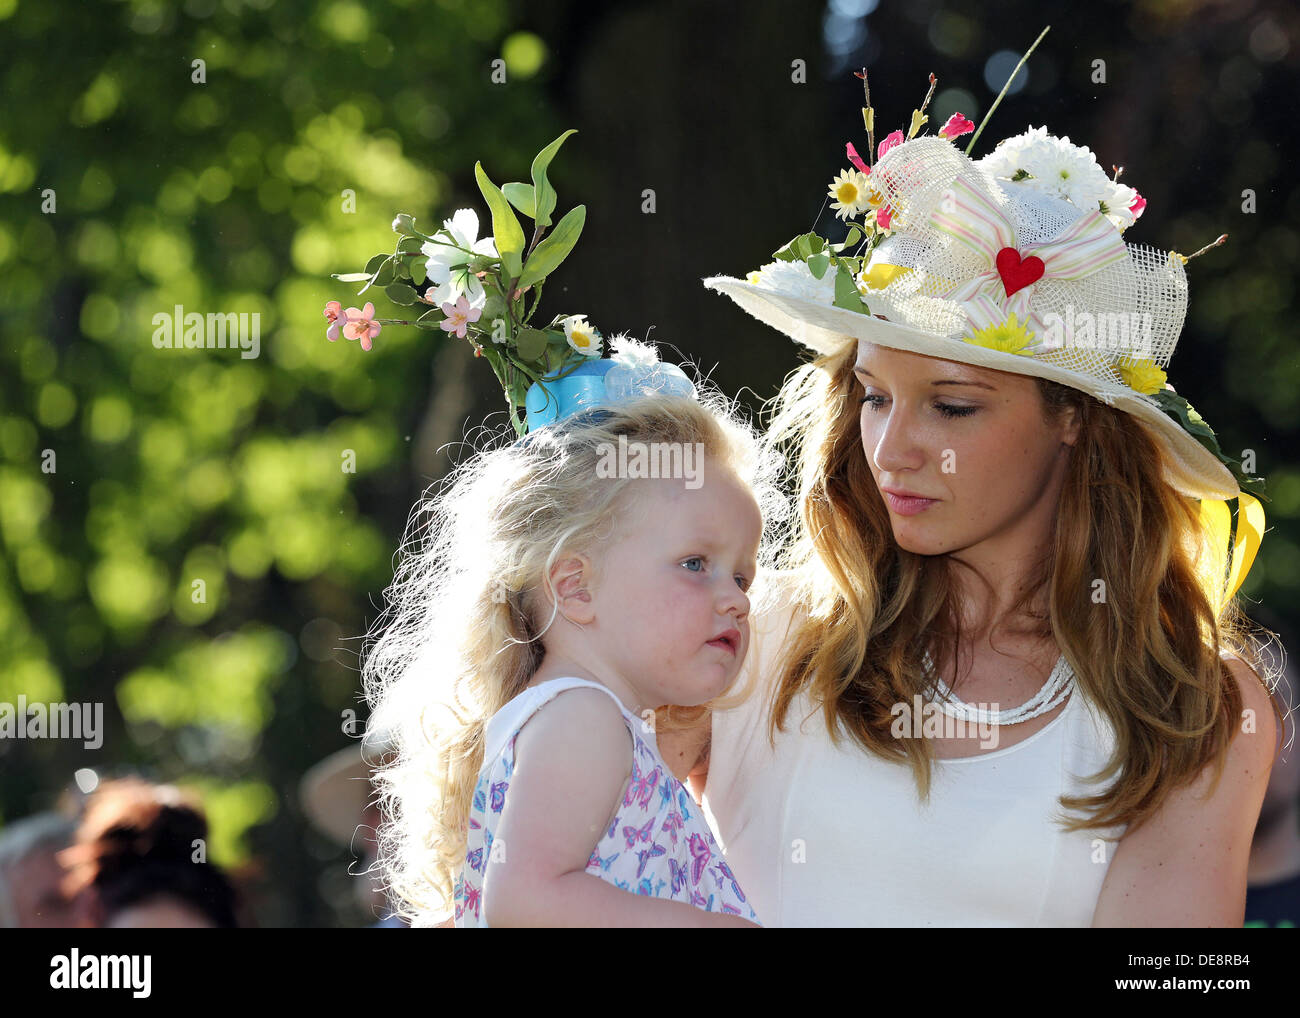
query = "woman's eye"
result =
(858, 394, 977, 419)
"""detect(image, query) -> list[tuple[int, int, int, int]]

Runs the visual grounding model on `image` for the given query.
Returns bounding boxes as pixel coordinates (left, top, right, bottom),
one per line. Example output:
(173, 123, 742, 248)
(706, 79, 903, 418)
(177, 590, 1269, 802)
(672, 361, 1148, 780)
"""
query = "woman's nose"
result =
(868, 405, 925, 474)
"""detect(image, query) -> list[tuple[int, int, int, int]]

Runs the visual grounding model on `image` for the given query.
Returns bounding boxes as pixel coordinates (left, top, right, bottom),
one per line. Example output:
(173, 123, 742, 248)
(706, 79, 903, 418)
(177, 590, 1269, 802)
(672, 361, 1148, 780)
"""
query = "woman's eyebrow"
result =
(853, 366, 996, 391)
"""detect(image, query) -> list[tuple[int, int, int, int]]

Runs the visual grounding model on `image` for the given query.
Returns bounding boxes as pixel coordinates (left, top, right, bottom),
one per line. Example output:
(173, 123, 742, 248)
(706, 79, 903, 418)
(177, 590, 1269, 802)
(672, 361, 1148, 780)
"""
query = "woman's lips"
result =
(883, 491, 939, 516)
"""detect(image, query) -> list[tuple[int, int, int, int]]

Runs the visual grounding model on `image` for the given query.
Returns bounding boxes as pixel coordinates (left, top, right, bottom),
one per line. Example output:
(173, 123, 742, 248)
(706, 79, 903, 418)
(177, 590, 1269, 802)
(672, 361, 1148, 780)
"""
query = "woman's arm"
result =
(1092, 657, 1278, 927)
(484, 688, 754, 928)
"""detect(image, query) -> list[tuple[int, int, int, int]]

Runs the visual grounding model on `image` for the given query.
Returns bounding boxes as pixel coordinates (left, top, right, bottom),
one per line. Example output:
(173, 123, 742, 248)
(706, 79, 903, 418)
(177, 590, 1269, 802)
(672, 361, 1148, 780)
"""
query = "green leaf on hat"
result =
(503, 182, 537, 219)
(1150, 390, 1269, 501)
(514, 327, 548, 362)
(807, 251, 831, 279)
(531, 129, 578, 229)
(834, 224, 864, 252)
(355, 253, 395, 295)
(332, 272, 373, 282)
(832, 261, 870, 315)
(774, 231, 828, 263)
(518, 204, 586, 290)
(481, 292, 506, 325)
(475, 161, 526, 279)
(385, 282, 419, 306)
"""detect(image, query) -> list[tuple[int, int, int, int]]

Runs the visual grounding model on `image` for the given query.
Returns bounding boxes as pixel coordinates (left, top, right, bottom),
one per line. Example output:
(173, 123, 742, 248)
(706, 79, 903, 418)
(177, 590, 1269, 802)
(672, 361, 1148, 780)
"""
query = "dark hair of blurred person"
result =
(59, 777, 239, 928)
(0, 812, 78, 927)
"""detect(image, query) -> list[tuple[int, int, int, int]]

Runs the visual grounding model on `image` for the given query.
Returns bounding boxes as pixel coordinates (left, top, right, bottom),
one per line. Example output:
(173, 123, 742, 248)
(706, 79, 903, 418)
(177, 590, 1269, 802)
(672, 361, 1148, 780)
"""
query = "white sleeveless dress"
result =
(701, 603, 1127, 927)
(453, 677, 762, 926)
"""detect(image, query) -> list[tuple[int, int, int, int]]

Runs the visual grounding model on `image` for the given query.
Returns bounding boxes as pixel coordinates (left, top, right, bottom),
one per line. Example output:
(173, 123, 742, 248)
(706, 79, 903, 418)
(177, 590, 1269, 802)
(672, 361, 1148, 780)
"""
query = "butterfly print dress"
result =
(453, 676, 761, 927)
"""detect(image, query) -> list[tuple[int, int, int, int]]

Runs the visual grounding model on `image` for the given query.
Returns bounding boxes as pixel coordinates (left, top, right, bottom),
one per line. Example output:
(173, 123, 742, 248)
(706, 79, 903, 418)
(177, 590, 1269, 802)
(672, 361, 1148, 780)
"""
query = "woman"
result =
(658, 125, 1283, 926)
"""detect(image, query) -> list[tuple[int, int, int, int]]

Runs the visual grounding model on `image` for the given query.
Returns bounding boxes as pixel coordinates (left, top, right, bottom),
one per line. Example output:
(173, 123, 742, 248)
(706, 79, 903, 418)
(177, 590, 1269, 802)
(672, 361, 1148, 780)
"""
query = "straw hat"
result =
(705, 128, 1247, 501)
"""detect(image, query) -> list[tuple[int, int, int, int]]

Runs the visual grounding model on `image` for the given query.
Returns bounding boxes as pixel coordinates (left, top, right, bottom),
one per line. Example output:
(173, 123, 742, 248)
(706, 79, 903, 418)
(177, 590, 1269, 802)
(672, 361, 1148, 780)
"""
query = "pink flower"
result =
(939, 112, 975, 141)
(876, 205, 894, 231)
(877, 130, 905, 160)
(324, 300, 344, 341)
(845, 131, 908, 179)
(342, 302, 381, 352)
(439, 294, 482, 340)
(1129, 192, 1147, 220)
(846, 141, 870, 175)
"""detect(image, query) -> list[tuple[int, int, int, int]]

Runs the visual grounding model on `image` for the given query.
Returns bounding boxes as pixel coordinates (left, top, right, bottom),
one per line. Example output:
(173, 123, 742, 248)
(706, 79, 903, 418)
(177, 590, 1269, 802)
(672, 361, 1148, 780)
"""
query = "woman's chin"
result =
(890, 520, 953, 556)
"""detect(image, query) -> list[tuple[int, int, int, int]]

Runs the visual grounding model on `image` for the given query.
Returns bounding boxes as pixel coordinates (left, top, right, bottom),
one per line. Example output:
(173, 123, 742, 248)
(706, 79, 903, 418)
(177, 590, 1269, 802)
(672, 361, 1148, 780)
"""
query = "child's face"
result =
(588, 461, 762, 708)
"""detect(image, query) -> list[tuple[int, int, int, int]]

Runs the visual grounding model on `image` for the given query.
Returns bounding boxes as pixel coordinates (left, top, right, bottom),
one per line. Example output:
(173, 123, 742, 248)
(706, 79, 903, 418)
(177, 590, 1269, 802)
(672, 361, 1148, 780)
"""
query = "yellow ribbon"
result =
(1198, 492, 1265, 614)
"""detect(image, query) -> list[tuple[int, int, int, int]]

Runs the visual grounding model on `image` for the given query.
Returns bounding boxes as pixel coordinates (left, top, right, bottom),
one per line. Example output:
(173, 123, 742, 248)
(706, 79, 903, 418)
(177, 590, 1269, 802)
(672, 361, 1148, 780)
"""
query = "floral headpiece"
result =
(323, 130, 620, 438)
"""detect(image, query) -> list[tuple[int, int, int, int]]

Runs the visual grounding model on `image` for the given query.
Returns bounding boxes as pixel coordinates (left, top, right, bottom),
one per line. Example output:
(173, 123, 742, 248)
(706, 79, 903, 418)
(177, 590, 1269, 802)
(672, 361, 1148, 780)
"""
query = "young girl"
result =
(362, 339, 784, 927)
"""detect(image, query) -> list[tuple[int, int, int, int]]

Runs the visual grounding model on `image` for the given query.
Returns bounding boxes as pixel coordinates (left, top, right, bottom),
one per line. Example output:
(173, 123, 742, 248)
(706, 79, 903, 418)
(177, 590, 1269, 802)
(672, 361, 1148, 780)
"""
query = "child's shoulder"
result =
(508, 680, 634, 762)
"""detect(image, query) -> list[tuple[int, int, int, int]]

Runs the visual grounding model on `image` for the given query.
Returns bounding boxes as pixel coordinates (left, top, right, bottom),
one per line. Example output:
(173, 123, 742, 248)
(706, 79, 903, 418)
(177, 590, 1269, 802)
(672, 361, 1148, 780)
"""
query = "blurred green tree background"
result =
(1, 0, 1296, 926)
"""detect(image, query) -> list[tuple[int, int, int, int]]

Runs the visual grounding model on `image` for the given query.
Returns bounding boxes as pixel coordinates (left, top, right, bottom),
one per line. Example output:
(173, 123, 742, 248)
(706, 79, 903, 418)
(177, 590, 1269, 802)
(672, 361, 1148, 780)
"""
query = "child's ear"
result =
(549, 554, 595, 624)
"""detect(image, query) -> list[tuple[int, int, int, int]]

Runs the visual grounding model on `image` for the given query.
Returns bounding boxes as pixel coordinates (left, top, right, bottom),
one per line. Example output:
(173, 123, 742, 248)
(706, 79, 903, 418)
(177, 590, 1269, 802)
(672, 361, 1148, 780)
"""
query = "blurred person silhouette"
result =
(1245, 617, 1299, 927)
(58, 776, 239, 928)
(0, 812, 78, 927)
(301, 721, 405, 927)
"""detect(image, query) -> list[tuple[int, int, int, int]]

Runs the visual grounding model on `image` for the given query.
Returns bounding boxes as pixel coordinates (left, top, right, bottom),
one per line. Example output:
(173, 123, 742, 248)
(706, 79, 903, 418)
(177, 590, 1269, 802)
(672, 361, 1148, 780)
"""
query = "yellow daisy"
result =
(828, 168, 871, 220)
(1114, 356, 1167, 395)
(963, 313, 1036, 356)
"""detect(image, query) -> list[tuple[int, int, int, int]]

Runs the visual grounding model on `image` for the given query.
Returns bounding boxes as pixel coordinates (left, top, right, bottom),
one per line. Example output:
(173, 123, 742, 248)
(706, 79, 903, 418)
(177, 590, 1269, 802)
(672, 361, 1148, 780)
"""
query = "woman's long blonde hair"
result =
(362, 381, 787, 925)
(759, 339, 1284, 836)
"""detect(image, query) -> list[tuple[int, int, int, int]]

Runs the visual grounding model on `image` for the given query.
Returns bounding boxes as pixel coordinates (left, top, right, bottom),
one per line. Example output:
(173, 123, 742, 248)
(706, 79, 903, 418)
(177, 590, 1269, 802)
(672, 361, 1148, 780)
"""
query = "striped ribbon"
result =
(929, 175, 1130, 342)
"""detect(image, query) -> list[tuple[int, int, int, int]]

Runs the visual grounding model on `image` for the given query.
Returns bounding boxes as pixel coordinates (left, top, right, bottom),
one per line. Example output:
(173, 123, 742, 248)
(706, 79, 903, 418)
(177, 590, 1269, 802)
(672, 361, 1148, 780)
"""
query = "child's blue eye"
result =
(682, 556, 705, 572)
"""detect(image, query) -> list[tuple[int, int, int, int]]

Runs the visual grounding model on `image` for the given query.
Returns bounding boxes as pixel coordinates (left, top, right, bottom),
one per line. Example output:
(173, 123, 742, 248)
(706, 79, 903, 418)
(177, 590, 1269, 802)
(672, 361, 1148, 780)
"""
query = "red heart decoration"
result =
(995, 247, 1045, 298)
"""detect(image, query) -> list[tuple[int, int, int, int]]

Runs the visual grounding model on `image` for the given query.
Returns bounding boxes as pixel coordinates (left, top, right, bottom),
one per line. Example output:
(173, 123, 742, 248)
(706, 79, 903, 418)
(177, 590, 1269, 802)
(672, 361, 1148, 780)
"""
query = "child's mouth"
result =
(707, 631, 739, 654)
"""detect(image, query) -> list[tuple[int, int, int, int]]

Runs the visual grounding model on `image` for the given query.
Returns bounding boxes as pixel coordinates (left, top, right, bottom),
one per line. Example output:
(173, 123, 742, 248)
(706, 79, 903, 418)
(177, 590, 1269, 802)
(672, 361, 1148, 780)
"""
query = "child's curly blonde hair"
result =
(361, 364, 789, 925)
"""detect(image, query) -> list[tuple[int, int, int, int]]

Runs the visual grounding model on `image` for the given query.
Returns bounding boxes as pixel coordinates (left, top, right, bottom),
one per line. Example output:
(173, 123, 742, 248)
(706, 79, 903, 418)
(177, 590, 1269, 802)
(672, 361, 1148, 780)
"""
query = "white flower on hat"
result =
(750, 259, 837, 306)
(421, 209, 498, 310)
(562, 314, 603, 357)
(980, 127, 1113, 212)
(1100, 180, 1141, 231)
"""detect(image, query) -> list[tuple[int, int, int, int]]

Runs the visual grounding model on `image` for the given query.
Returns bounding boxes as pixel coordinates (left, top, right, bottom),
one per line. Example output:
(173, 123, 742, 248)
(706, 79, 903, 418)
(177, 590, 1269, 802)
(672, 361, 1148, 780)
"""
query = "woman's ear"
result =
(1059, 404, 1081, 448)
(547, 554, 596, 625)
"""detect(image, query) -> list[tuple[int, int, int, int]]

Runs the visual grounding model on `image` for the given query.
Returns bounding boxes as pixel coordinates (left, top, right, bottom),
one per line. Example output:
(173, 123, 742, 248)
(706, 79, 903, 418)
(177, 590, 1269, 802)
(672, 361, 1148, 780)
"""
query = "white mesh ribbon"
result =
(603, 334, 697, 403)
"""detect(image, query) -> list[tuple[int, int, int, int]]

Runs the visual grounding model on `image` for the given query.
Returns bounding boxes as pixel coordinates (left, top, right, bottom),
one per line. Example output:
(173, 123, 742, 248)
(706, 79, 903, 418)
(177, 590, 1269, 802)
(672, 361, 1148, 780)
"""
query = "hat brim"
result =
(704, 275, 1240, 502)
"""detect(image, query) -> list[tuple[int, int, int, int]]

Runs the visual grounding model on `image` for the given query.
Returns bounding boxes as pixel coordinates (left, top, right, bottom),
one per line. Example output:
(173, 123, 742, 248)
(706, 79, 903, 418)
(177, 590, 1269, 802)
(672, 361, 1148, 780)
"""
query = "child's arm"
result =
(483, 688, 757, 928)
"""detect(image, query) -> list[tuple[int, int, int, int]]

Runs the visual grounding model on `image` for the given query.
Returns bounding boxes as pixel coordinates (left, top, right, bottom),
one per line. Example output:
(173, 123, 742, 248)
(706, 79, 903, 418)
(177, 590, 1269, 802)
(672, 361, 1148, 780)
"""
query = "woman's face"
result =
(854, 341, 1079, 557)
